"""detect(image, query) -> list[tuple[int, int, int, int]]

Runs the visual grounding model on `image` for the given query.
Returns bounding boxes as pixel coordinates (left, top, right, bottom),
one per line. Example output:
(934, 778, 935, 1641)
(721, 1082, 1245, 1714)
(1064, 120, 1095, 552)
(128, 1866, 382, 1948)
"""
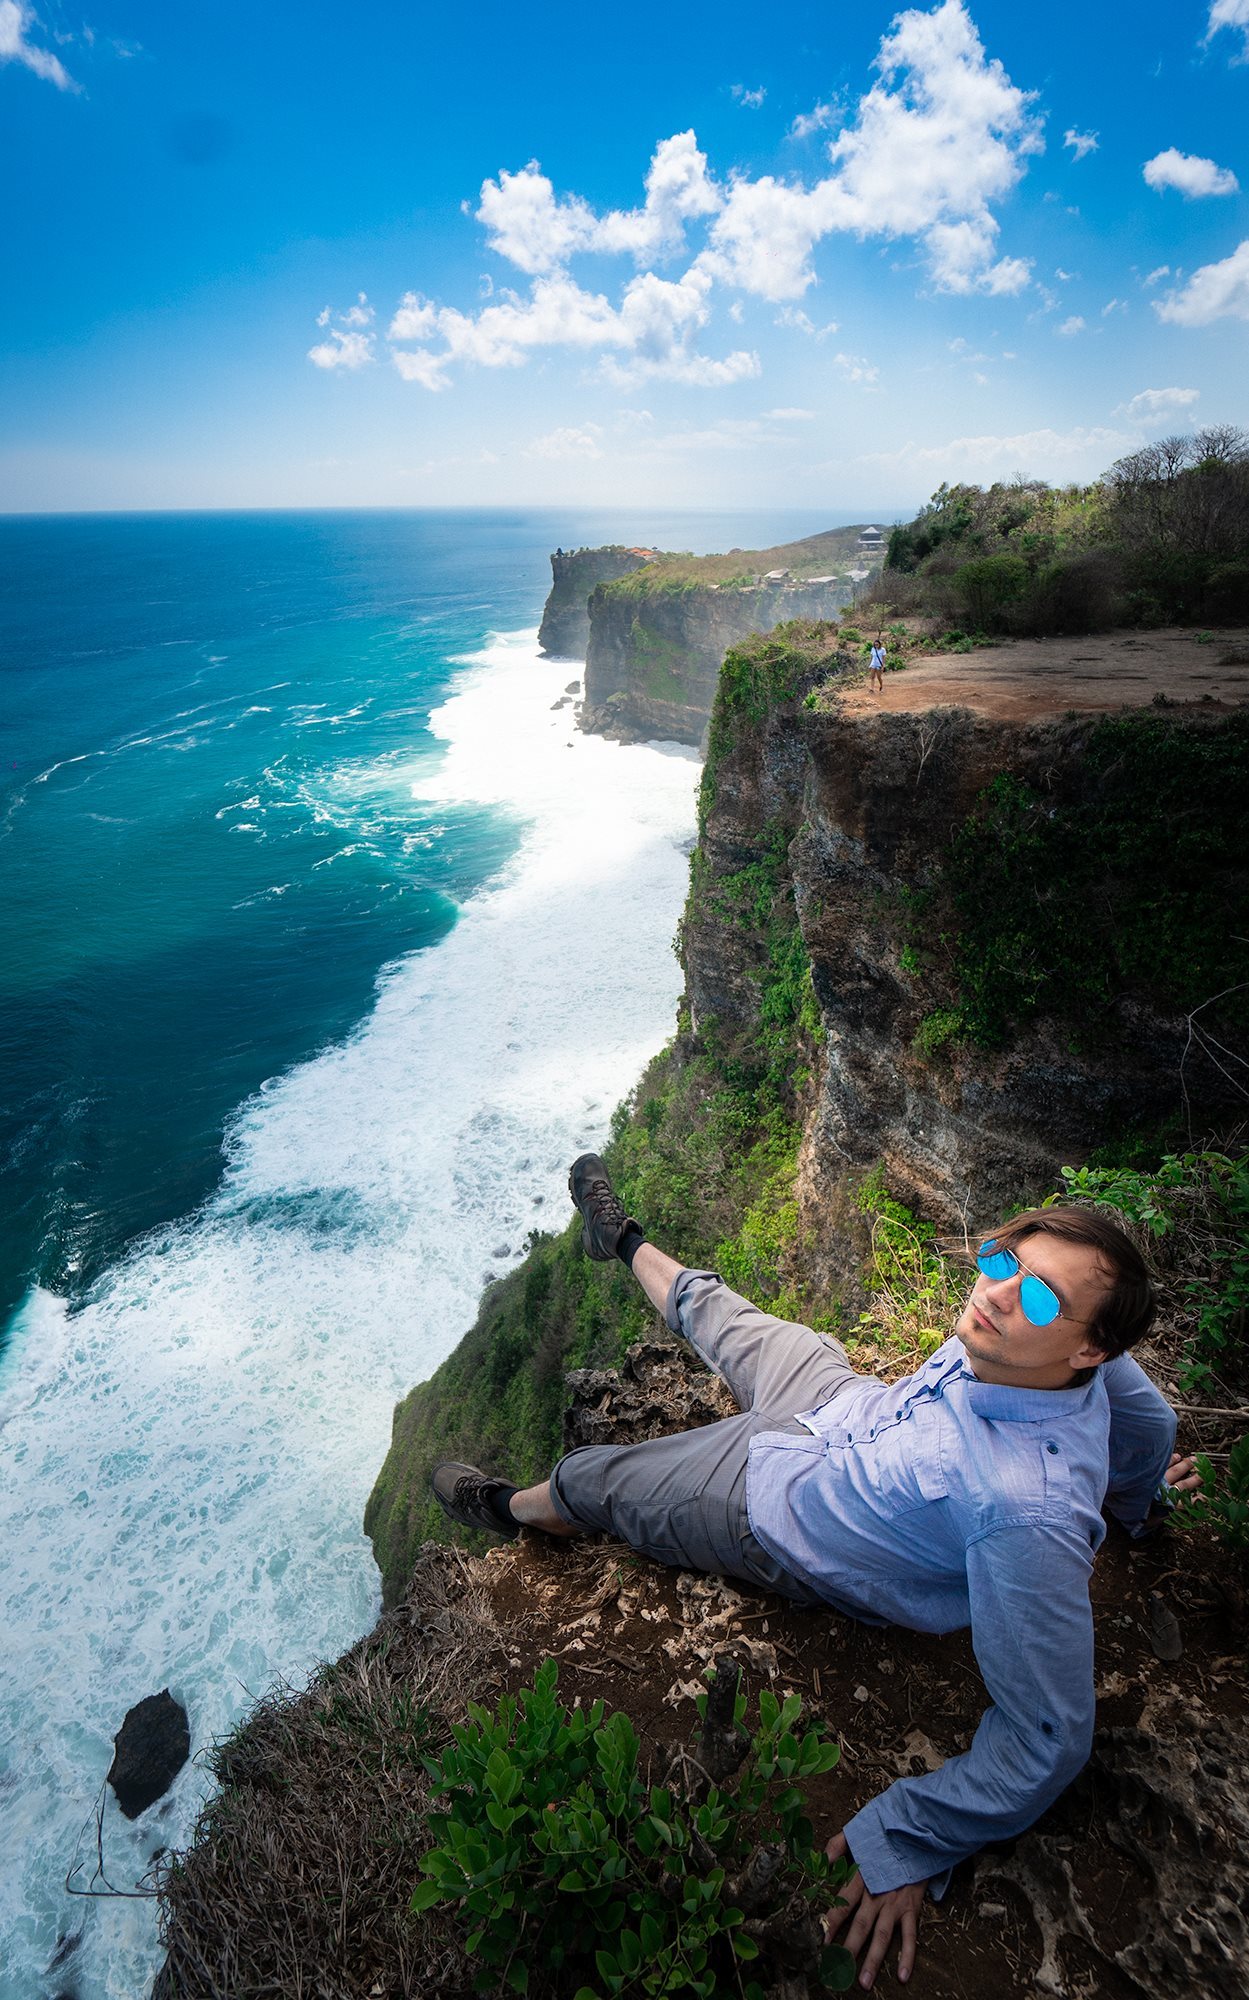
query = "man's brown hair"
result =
(983, 1205, 1156, 1360)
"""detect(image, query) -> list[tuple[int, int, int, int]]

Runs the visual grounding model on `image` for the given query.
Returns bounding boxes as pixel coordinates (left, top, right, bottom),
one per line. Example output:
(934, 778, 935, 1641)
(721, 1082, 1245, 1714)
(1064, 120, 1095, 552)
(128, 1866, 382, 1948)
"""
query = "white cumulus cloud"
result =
(1056, 314, 1086, 336)
(1063, 128, 1098, 159)
(308, 329, 375, 371)
(317, 1, 1043, 393)
(703, 0, 1041, 300)
(1143, 148, 1239, 197)
(789, 100, 839, 140)
(862, 424, 1132, 478)
(524, 424, 603, 460)
(1206, 0, 1249, 58)
(1117, 387, 1201, 424)
(731, 84, 767, 108)
(0, 0, 77, 88)
(1154, 239, 1249, 324)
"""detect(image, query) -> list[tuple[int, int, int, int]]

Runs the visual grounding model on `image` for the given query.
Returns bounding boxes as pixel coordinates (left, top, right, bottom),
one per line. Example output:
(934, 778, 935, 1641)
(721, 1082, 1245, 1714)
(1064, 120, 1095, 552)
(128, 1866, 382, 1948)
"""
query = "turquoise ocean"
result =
(0, 508, 837, 1997)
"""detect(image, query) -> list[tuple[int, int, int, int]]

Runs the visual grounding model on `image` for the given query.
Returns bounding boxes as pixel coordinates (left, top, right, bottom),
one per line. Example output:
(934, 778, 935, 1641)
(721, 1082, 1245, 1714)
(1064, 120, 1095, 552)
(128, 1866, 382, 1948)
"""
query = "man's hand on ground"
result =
(823, 1833, 926, 1989)
(1164, 1451, 1202, 1495)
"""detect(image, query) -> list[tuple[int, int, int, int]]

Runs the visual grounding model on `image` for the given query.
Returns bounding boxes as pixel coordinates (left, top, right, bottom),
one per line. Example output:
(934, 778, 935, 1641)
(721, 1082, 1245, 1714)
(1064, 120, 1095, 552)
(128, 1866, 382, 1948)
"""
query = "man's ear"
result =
(1073, 1337, 1110, 1369)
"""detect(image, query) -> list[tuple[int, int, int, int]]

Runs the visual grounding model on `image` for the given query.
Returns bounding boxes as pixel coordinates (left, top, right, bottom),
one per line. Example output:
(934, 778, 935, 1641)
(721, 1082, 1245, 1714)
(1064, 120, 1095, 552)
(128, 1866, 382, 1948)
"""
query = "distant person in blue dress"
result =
(434, 1157, 1199, 1992)
(869, 639, 887, 692)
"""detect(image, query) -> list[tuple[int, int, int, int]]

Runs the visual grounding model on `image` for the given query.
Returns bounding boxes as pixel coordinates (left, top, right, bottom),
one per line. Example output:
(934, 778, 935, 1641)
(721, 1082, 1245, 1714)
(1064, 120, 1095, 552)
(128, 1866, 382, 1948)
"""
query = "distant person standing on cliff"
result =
(433, 1155, 1198, 1992)
(869, 639, 886, 691)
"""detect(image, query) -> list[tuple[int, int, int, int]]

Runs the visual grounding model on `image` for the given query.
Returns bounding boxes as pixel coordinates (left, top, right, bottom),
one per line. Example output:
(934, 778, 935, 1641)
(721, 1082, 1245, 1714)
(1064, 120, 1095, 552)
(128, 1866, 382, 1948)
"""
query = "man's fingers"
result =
(823, 1877, 863, 1935)
(898, 1904, 919, 1983)
(844, 1894, 878, 1959)
(858, 1901, 897, 1989)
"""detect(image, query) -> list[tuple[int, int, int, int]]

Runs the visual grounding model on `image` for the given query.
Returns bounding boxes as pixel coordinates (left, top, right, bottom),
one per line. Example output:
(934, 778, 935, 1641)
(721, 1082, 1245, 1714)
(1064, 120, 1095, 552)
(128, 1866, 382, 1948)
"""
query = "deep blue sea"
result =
(0, 506, 841, 1996)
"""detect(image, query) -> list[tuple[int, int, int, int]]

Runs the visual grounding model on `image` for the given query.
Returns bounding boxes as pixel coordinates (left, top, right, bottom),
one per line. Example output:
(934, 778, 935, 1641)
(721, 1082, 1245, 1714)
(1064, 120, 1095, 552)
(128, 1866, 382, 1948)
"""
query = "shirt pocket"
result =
(832, 1401, 949, 1514)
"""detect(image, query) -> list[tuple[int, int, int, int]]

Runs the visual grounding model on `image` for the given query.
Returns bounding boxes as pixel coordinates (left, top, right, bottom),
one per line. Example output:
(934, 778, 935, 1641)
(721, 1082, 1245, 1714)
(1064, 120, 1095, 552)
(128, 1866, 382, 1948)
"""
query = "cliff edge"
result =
(537, 545, 654, 659)
(579, 527, 881, 746)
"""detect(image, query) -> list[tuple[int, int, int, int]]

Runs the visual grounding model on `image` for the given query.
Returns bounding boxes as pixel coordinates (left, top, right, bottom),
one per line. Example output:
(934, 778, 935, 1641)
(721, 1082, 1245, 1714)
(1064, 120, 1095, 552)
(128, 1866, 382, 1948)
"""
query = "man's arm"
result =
(841, 1522, 1096, 1895)
(1100, 1352, 1178, 1534)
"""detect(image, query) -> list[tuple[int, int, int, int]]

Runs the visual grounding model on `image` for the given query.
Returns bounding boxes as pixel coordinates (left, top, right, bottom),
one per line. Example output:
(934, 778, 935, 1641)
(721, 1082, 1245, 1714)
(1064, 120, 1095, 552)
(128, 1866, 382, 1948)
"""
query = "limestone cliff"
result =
(582, 576, 856, 746)
(694, 626, 1249, 1260)
(536, 545, 652, 658)
(579, 527, 878, 746)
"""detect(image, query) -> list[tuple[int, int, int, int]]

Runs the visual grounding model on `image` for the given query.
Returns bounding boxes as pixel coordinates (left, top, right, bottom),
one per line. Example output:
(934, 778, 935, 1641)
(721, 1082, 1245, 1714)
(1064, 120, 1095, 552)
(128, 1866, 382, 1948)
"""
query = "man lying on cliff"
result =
(432, 1155, 1198, 1991)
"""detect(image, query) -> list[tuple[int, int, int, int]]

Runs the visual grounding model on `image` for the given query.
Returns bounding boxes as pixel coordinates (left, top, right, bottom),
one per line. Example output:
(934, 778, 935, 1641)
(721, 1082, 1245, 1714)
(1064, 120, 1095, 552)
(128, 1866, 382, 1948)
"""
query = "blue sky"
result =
(2, 0, 1247, 513)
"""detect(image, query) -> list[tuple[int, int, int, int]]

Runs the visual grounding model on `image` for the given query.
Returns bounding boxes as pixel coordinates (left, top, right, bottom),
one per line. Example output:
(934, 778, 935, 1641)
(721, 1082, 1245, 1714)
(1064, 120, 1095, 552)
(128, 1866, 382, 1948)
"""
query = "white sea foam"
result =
(0, 629, 699, 1998)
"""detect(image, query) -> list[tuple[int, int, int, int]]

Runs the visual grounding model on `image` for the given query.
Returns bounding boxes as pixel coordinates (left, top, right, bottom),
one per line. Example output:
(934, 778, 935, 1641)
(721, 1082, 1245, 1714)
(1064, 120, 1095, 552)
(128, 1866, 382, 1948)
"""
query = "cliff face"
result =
(536, 546, 651, 658)
(697, 670, 1249, 1262)
(581, 577, 856, 746)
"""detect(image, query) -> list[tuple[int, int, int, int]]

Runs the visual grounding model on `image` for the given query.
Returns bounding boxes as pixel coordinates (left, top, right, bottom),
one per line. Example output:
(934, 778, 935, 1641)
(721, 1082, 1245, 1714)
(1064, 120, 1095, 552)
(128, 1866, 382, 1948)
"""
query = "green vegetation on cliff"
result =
(601, 527, 878, 594)
(868, 425, 1249, 633)
(365, 636, 835, 1602)
(905, 709, 1249, 1055)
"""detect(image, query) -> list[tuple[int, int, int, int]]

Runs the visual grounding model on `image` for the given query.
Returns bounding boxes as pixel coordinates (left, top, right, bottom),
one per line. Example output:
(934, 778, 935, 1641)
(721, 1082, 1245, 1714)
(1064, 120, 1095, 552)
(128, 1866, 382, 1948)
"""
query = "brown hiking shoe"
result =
(568, 1153, 639, 1262)
(431, 1461, 520, 1539)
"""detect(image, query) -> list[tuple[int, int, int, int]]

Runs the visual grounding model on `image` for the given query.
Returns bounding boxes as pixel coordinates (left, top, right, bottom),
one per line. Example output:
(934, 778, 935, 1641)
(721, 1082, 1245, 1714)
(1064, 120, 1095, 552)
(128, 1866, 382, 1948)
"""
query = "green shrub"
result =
(911, 1008, 966, 1059)
(1178, 1433, 1249, 1549)
(852, 1169, 960, 1360)
(1206, 559, 1249, 621)
(937, 717, 1249, 1049)
(1051, 1152, 1249, 1392)
(952, 553, 1028, 629)
(412, 1659, 855, 1999)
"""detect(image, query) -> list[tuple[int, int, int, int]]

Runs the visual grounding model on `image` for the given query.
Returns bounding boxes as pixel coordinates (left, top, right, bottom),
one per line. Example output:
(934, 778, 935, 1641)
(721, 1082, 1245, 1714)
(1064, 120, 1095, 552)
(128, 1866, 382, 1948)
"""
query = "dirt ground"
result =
(835, 627, 1249, 722)
(480, 1509, 1245, 2000)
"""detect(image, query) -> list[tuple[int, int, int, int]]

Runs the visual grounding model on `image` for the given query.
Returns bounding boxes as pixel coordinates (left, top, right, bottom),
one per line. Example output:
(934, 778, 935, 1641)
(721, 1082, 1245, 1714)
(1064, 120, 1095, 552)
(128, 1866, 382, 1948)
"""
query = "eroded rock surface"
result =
(978, 1694, 1249, 1998)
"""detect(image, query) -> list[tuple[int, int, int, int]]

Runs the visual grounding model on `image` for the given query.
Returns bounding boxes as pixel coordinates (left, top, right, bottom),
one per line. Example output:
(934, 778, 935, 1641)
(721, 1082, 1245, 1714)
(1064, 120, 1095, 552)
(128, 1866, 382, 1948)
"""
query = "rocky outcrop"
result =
(537, 546, 652, 658)
(689, 642, 1249, 1249)
(582, 577, 856, 746)
(107, 1689, 190, 1819)
(977, 1693, 1249, 1997)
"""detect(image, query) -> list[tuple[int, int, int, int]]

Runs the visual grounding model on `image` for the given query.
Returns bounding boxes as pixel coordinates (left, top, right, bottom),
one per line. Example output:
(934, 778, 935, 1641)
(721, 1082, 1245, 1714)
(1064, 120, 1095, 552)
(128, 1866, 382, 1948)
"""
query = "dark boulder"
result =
(107, 1690, 190, 1820)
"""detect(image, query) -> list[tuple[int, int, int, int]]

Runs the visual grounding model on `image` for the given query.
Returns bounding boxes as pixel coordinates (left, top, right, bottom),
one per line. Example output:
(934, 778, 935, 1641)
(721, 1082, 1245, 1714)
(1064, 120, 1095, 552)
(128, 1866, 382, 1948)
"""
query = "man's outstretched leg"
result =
(431, 1152, 853, 1566)
(433, 1154, 680, 1540)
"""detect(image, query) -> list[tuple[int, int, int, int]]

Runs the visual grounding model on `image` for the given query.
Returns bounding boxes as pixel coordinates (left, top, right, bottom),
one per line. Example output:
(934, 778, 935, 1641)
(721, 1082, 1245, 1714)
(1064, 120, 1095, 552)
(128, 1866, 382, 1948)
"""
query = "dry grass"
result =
(154, 1548, 508, 2000)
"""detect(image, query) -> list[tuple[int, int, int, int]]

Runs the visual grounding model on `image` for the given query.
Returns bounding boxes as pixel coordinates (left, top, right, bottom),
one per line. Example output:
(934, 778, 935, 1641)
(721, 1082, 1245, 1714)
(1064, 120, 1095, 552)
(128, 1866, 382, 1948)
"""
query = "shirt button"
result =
(1046, 1442, 1059, 1455)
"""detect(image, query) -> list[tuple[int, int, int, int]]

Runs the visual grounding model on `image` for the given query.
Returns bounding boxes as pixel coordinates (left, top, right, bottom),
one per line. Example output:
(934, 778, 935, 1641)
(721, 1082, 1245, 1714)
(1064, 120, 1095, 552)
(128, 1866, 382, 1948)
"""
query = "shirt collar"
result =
(963, 1375, 1098, 1422)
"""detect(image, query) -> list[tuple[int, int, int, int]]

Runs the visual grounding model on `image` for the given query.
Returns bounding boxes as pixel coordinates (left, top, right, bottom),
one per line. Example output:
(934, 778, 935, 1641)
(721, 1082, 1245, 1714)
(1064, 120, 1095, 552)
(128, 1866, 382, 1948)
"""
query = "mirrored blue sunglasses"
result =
(976, 1240, 1062, 1327)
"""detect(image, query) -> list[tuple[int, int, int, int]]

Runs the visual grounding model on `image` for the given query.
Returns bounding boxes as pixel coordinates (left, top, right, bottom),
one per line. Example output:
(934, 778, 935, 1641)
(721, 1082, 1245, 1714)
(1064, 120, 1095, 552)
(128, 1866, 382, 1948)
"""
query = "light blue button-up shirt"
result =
(729, 1319, 1175, 1896)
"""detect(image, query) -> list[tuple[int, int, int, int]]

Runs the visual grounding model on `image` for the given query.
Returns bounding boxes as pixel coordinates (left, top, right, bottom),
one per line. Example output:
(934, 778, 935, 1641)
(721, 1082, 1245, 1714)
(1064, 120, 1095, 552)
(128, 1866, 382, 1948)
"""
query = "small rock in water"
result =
(492, 1244, 510, 1259)
(565, 681, 580, 693)
(107, 1689, 190, 1820)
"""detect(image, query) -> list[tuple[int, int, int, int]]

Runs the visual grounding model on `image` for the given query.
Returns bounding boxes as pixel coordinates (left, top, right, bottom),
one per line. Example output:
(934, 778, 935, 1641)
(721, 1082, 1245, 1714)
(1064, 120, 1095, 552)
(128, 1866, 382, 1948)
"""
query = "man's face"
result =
(955, 1229, 1113, 1388)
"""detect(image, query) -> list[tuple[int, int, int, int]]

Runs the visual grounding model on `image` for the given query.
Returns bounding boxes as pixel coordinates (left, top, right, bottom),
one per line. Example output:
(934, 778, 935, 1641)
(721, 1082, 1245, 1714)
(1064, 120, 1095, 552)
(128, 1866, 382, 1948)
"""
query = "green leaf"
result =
(732, 1932, 760, 1960)
(559, 1870, 587, 1893)
(617, 1929, 641, 1975)
(506, 1963, 529, 1994)
(819, 1943, 858, 1990)
(409, 1881, 443, 1913)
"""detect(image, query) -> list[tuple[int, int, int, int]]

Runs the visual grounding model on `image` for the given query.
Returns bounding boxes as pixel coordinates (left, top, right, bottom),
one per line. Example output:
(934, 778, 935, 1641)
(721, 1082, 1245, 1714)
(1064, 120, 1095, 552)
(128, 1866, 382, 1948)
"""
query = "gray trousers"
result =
(548, 1270, 858, 1603)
